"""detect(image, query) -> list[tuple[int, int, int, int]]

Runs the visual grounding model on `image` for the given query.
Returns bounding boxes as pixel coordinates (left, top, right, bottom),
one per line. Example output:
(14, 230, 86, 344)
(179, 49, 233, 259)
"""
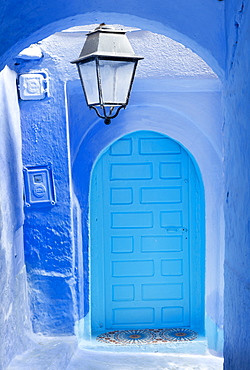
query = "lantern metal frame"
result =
(71, 24, 143, 124)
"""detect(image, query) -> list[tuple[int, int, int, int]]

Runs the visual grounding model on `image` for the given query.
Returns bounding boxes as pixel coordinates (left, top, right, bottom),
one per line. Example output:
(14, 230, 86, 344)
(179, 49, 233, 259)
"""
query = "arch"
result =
(72, 103, 224, 354)
(1, 10, 225, 78)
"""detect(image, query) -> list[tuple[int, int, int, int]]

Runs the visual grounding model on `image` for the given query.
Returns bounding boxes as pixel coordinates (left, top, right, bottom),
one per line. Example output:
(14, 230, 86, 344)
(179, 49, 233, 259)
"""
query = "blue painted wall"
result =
(13, 50, 82, 334)
(224, 1, 250, 368)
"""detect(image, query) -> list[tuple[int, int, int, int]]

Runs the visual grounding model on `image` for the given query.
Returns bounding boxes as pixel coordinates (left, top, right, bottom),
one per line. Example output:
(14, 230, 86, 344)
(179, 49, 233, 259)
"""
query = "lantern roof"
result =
(71, 24, 143, 64)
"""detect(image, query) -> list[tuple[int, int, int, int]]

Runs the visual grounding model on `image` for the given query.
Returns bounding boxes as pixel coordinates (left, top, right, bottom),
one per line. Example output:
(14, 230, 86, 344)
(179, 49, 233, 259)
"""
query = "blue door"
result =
(91, 131, 203, 333)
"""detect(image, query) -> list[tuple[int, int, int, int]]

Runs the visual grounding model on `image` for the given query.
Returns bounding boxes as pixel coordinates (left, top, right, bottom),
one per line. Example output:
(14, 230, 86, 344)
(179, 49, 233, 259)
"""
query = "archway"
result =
(0, 4, 225, 76)
(72, 95, 223, 354)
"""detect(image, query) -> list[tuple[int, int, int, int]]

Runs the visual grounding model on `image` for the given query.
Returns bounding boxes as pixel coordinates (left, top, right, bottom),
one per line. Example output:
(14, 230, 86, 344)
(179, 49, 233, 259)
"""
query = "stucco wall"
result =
(224, 1, 250, 368)
(0, 66, 31, 369)
(15, 52, 80, 334)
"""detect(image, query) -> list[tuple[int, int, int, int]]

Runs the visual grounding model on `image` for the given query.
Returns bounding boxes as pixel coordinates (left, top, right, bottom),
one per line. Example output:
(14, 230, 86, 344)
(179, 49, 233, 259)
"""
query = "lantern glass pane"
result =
(78, 60, 99, 105)
(98, 60, 136, 104)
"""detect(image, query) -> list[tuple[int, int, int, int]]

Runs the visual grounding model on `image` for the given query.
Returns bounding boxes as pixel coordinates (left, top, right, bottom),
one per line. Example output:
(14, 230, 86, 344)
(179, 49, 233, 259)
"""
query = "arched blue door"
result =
(91, 131, 204, 334)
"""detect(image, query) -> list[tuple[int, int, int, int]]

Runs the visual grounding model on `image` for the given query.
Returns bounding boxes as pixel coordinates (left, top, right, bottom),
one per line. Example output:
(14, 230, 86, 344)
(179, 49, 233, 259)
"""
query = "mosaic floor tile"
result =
(96, 328, 198, 345)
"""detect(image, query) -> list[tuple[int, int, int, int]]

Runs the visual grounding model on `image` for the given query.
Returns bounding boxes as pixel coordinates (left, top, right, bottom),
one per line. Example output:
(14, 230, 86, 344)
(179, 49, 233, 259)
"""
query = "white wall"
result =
(0, 66, 31, 369)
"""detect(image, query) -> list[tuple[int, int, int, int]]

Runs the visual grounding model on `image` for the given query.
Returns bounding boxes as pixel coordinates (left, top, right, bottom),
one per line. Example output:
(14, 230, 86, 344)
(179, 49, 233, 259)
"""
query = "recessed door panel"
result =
(91, 131, 199, 333)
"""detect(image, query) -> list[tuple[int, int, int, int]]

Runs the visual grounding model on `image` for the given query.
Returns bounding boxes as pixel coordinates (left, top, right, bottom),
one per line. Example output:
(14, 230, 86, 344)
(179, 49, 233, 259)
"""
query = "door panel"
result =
(91, 131, 194, 333)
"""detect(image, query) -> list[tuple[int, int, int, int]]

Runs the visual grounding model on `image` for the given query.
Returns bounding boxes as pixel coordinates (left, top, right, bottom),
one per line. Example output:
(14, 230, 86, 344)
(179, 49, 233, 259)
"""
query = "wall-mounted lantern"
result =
(71, 24, 143, 124)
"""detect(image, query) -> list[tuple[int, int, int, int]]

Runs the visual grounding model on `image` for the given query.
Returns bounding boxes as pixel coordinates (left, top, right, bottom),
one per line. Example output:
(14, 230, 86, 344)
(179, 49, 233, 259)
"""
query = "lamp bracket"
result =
(90, 105, 126, 124)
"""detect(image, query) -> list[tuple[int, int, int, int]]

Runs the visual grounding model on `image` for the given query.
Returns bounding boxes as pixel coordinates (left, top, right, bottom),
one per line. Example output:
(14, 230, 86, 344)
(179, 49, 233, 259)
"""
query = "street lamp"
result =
(71, 24, 143, 124)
